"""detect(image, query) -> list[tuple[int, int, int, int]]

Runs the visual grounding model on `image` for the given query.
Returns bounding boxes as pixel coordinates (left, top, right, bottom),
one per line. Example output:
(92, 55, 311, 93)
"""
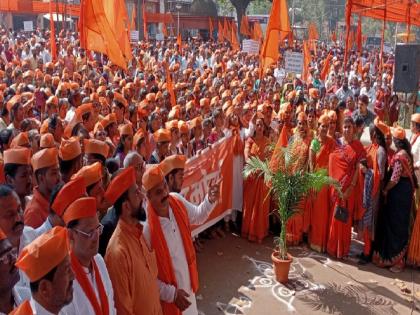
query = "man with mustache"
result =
(104, 167, 163, 315)
(0, 228, 30, 314)
(143, 164, 220, 315)
(24, 148, 62, 228)
(3, 148, 32, 210)
(14, 226, 75, 315)
(62, 197, 116, 314)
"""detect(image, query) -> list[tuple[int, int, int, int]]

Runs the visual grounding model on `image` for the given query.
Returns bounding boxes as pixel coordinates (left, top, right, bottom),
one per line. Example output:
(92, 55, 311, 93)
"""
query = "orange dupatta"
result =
(70, 252, 109, 315)
(148, 195, 199, 315)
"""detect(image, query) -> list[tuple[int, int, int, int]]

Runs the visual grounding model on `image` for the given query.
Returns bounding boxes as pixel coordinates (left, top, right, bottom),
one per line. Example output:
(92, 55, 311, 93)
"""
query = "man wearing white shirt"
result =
(15, 226, 75, 315)
(143, 162, 220, 315)
(360, 76, 376, 111)
(62, 197, 116, 315)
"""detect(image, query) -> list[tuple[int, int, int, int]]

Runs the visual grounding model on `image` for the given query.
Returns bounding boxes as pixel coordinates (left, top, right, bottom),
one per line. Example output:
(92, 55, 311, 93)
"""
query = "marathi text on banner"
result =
(181, 136, 235, 236)
(242, 39, 260, 55)
(284, 51, 303, 74)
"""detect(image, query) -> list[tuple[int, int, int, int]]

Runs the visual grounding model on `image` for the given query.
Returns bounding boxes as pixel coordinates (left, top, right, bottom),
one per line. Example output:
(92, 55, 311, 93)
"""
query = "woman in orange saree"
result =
(327, 117, 366, 259)
(308, 114, 336, 252)
(242, 116, 271, 243)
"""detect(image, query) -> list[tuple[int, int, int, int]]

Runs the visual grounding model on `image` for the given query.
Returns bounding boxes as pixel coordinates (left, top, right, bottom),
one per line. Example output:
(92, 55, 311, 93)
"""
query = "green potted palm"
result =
(243, 140, 340, 283)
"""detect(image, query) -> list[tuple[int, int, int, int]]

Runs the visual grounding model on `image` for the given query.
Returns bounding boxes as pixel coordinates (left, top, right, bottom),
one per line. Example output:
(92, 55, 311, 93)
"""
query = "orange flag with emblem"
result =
(260, 0, 291, 74)
(79, 0, 128, 69)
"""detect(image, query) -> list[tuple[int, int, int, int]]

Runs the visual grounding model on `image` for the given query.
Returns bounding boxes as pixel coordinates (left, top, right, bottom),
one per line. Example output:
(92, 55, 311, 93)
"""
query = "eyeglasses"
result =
(72, 224, 103, 239)
(0, 247, 17, 265)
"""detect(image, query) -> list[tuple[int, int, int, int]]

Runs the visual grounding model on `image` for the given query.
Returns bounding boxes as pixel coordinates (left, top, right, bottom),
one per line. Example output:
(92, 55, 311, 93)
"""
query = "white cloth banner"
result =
(242, 40, 260, 55)
(285, 51, 303, 74)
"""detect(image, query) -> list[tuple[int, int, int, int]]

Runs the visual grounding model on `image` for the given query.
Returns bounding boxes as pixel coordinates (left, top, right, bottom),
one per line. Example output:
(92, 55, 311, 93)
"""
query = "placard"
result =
(23, 21, 34, 32)
(242, 39, 260, 54)
(130, 30, 139, 42)
(155, 33, 164, 41)
(284, 51, 303, 74)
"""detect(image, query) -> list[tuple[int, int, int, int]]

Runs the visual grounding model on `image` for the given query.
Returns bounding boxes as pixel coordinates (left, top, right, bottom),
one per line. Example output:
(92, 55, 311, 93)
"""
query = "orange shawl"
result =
(70, 252, 109, 315)
(148, 195, 198, 315)
(366, 144, 381, 197)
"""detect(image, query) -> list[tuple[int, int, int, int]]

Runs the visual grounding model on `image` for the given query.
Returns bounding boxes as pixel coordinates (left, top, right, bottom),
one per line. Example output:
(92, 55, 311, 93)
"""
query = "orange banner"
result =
(181, 136, 235, 235)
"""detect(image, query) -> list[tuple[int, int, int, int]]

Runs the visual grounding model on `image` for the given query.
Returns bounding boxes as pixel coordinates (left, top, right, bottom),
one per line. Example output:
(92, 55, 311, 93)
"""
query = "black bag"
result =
(334, 205, 349, 223)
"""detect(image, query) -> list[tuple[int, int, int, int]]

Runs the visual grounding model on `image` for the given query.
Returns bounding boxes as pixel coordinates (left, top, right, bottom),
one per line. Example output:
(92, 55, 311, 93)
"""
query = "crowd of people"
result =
(0, 25, 419, 315)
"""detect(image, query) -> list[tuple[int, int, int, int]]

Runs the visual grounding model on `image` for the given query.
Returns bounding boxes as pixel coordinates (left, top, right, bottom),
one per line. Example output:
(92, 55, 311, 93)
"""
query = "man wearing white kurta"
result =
(143, 162, 220, 315)
(62, 197, 116, 315)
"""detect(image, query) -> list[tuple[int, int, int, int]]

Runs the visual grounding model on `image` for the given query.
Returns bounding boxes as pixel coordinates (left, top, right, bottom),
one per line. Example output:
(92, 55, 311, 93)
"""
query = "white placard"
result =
(284, 51, 303, 74)
(130, 30, 139, 42)
(155, 33, 164, 41)
(242, 39, 260, 54)
(23, 21, 34, 32)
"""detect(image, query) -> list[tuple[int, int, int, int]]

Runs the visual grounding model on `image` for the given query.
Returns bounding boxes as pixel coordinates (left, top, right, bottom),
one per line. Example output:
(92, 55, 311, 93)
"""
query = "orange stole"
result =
(242, 137, 270, 242)
(70, 252, 109, 315)
(148, 196, 198, 315)
(309, 137, 336, 252)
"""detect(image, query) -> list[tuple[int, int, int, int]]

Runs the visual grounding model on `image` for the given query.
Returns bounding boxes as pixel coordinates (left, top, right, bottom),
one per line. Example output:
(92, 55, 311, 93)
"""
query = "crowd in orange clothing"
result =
(0, 25, 419, 315)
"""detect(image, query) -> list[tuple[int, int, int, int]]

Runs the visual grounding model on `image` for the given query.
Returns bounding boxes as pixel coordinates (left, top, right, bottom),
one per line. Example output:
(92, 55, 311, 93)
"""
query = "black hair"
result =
(66, 219, 79, 229)
(88, 153, 106, 165)
(128, 105, 137, 120)
(105, 158, 120, 175)
(369, 124, 387, 153)
(29, 266, 58, 293)
(49, 114, 60, 131)
(165, 168, 181, 185)
(4, 163, 21, 179)
(0, 107, 9, 118)
(59, 155, 80, 175)
(10, 103, 21, 122)
(0, 129, 13, 152)
(354, 117, 364, 128)
(147, 112, 161, 133)
(49, 182, 64, 210)
(0, 184, 15, 197)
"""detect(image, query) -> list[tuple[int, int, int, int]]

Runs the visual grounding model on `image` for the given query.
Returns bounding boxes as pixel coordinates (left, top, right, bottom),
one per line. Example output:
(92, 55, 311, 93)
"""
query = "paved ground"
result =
(196, 232, 420, 315)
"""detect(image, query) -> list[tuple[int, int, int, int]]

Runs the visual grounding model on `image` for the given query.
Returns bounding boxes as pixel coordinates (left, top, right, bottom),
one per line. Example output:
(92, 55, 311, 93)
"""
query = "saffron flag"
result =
(252, 22, 263, 41)
(231, 21, 240, 51)
(260, 0, 291, 74)
(269, 125, 288, 172)
(356, 16, 362, 53)
(240, 16, 251, 36)
(302, 40, 311, 82)
(177, 33, 182, 52)
(209, 17, 214, 40)
(130, 4, 136, 31)
(218, 19, 224, 42)
(223, 18, 230, 42)
(165, 64, 176, 107)
(308, 22, 319, 41)
(142, 0, 148, 41)
(331, 30, 337, 43)
(320, 51, 332, 81)
(78, 0, 128, 69)
(103, 0, 133, 62)
(162, 22, 168, 38)
(49, 0, 57, 61)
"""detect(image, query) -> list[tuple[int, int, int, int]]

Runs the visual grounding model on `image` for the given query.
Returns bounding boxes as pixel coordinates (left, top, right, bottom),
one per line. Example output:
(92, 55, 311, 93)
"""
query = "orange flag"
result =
(302, 40, 311, 82)
(79, 0, 128, 69)
(218, 19, 224, 42)
(260, 0, 291, 74)
(177, 33, 182, 52)
(103, 0, 133, 62)
(130, 4, 136, 30)
(166, 68, 176, 107)
(308, 22, 319, 41)
(223, 18, 230, 42)
(252, 22, 263, 41)
(49, 0, 57, 61)
(269, 125, 288, 172)
(162, 23, 168, 38)
(356, 17, 362, 53)
(240, 16, 250, 36)
(142, 0, 148, 41)
(231, 21, 239, 50)
(320, 51, 332, 81)
(209, 17, 214, 40)
(331, 30, 337, 42)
